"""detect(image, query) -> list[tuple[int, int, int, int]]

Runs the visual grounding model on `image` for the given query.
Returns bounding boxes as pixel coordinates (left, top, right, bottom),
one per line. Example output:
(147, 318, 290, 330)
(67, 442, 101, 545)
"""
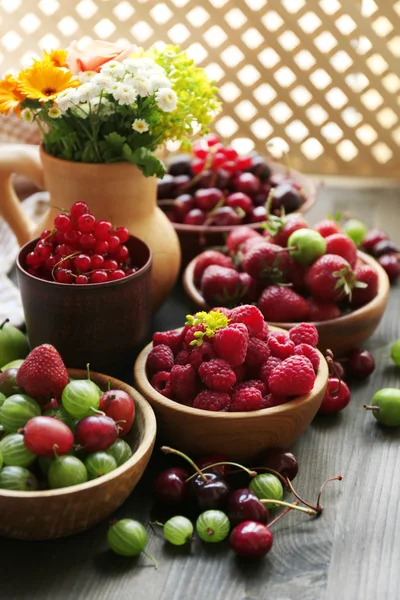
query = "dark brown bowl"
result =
(159, 159, 318, 265)
(16, 235, 152, 372)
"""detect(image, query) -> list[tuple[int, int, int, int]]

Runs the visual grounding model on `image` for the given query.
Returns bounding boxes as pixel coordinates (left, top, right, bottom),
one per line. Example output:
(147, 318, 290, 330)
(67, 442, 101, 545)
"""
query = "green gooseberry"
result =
(106, 439, 132, 467)
(0, 394, 41, 433)
(0, 319, 29, 370)
(85, 451, 117, 480)
(0, 359, 24, 371)
(0, 392, 6, 408)
(196, 510, 230, 543)
(107, 519, 158, 567)
(44, 407, 75, 428)
(390, 340, 400, 367)
(0, 368, 23, 397)
(0, 433, 36, 468)
(287, 229, 327, 265)
(343, 218, 368, 247)
(249, 473, 284, 507)
(163, 516, 194, 546)
(0, 466, 38, 491)
(365, 388, 400, 426)
(0, 450, 3, 469)
(61, 379, 101, 419)
(48, 456, 88, 489)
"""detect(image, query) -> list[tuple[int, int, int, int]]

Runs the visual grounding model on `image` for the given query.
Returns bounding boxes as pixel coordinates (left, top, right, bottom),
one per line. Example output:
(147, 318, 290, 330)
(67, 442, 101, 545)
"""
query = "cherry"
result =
(172, 175, 191, 197)
(70, 201, 89, 220)
(225, 192, 252, 215)
(54, 214, 74, 233)
(94, 220, 113, 240)
(371, 240, 400, 258)
(378, 254, 400, 281)
(234, 173, 260, 196)
(21, 416, 74, 457)
(330, 360, 345, 381)
(248, 155, 271, 180)
(208, 206, 242, 226)
(197, 453, 230, 478)
(195, 188, 223, 211)
(347, 348, 375, 378)
(157, 173, 174, 199)
(230, 521, 273, 558)
(173, 194, 196, 221)
(90, 270, 108, 283)
(228, 488, 269, 526)
(115, 226, 129, 243)
(153, 467, 189, 504)
(183, 208, 207, 226)
(75, 415, 119, 452)
(272, 184, 302, 213)
(318, 377, 351, 415)
(168, 155, 193, 177)
(74, 254, 91, 272)
(189, 471, 230, 510)
(258, 447, 298, 480)
(362, 228, 388, 252)
(249, 206, 267, 222)
(77, 213, 96, 233)
(99, 389, 135, 436)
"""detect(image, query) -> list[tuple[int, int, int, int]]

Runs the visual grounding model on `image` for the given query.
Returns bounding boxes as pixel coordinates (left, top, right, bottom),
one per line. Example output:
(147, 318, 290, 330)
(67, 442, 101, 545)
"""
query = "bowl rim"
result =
(134, 325, 329, 419)
(158, 158, 319, 233)
(16, 234, 152, 289)
(183, 250, 390, 329)
(0, 369, 157, 499)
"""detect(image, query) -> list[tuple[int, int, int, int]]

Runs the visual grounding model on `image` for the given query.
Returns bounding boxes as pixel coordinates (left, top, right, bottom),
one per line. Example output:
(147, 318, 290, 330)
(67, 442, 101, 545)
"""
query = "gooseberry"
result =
(0, 433, 36, 467)
(249, 473, 284, 507)
(106, 439, 132, 466)
(48, 455, 88, 489)
(62, 379, 101, 419)
(85, 451, 117, 479)
(0, 466, 37, 490)
(107, 519, 158, 567)
(0, 394, 41, 433)
(163, 516, 194, 546)
(196, 510, 230, 543)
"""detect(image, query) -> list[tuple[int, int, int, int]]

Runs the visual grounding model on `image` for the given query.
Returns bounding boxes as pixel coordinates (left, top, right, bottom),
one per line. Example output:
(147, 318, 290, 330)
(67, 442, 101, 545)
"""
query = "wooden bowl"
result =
(0, 369, 157, 540)
(134, 326, 328, 462)
(183, 251, 390, 357)
(159, 160, 318, 266)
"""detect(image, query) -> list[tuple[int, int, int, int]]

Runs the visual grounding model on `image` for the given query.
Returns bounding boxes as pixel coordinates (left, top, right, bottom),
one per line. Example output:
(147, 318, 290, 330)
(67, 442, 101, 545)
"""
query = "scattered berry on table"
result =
(318, 377, 351, 415)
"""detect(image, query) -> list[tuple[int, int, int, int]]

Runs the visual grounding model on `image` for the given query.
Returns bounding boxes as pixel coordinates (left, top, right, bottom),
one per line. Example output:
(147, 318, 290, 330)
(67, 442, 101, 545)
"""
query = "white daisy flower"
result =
(91, 73, 115, 87)
(56, 88, 78, 112)
(90, 96, 113, 116)
(132, 119, 149, 133)
(129, 75, 151, 97)
(155, 87, 178, 112)
(48, 107, 61, 119)
(78, 70, 97, 83)
(123, 58, 145, 74)
(76, 82, 101, 103)
(111, 82, 137, 105)
(21, 108, 33, 123)
(100, 60, 125, 78)
(149, 73, 172, 92)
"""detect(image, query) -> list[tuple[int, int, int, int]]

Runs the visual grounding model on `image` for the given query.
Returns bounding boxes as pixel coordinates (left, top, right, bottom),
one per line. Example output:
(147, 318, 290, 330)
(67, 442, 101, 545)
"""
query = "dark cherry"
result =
(247, 155, 271, 181)
(252, 191, 268, 206)
(234, 172, 261, 196)
(249, 206, 267, 223)
(171, 175, 192, 198)
(362, 229, 388, 252)
(153, 467, 189, 504)
(167, 154, 193, 177)
(189, 472, 230, 510)
(208, 206, 242, 226)
(197, 453, 230, 478)
(258, 447, 298, 480)
(0, 368, 23, 397)
(173, 194, 196, 221)
(331, 360, 345, 381)
(195, 169, 215, 190)
(272, 183, 302, 213)
(157, 174, 174, 200)
(183, 208, 207, 226)
(215, 168, 232, 190)
(228, 488, 269, 526)
(230, 521, 273, 558)
(378, 254, 400, 281)
(371, 239, 400, 258)
(347, 349, 375, 378)
(195, 187, 223, 212)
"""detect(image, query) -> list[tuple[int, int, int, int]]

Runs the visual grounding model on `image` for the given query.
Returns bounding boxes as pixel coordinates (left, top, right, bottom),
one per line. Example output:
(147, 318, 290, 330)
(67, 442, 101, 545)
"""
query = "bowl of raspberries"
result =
(183, 213, 390, 356)
(134, 305, 328, 461)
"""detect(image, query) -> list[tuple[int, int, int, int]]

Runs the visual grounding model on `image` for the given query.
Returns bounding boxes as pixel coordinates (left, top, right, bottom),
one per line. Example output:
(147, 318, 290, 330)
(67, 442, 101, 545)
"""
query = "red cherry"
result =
(75, 415, 119, 452)
(230, 521, 273, 558)
(90, 270, 108, 283)
(70, 201, 90, 220)
(22, 416, 74, 457)
(222, 160, 239, 173)
(194, 188, 224, 212)
(225, 192, 253, 215)
(77, 214, 96, 233)
(153, 467, 189, 504)
(347, 349, 375, 378)
(249, 206, 267, 222)
(94, 220, 113, 240)
(54, 214, 74, 233)
(90, 254, 105, 269)
(197, 453, 230, 477)
(209, 206, 242, 226)
(183, 208, 207, 225)
(99, 389, 135, 436)
(378, 254, 400, 281)
(362, 228, 388, 252)
(318, 377, 351, 415)
(173, 194, 196, 221)
(228, 489, 270, 526)
(74, 254, 91, 272)
(115, 226, 129, 243)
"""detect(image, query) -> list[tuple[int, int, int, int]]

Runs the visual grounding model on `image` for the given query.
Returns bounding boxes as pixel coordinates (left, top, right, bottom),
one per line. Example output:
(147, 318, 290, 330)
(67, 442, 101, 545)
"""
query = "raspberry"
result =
(194, 250, 235, 286)
(153, 329, 185, 355)
(233, 364, 246, 383)
(255, 322, 270, 342)
(170, 364, 198, 404)
(150, 371, 173, 398)
(245, 338, 271, 367)
(267, 332, 295, 360)
(193, 390, 231, 411)
(146, 344, 174, 375)
(232, 380, 267, 396)
(229, 305, 264, 336)
(229, 387, 264, 412)
(175, 350, 191, 365)
(198, 359, 236, 392)
(260, 357, 282, 386)
(211, 306, 231, 318)
(213, 323, 248, 367)
(269, 355, 316, 396)
(261, 393, 289, 408)
(289, 323, 319, 347)
(294, 344, 320, 373)
(190, 342, 216, 370)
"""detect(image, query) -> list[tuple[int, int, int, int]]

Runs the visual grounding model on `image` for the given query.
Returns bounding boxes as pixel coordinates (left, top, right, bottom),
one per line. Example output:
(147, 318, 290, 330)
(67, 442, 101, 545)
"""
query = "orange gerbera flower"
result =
(42, 49, 68, 68)
(0, 75, 24, 115)
(18, 61, 80, 103)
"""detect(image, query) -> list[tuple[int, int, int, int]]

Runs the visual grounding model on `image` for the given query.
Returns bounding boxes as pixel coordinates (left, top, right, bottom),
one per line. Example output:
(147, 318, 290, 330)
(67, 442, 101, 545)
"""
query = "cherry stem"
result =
(0, 318, 9, 330)
(316, 476, 342, 510)
(285, 477, 322, 514)
(184, 462, 257, 483)
(107, 379, 111, 391)
(161, 446, 208, 483)
(364, 404, 379, 411)
(286, 475, 342, 514)
(142, 549, 159, 570)
(90, 407, 105, 416)
(149, 520, 164, 527)
(275, 246, 296, 253)
(264, 188, 275, 217)
(86, 363, 91, 381)
(260, 499, 317, 516)
(268, 501, 299, 528)
(228, 465, 289, 487)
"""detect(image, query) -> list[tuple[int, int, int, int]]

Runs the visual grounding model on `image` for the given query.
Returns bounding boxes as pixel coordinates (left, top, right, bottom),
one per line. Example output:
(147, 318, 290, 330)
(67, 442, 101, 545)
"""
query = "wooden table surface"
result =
(2, 185, 400, 600)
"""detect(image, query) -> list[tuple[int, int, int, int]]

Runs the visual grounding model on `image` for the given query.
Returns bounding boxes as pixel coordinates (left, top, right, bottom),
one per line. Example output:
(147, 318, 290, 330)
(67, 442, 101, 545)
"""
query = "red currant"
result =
(108, 235, 120, 252)
(90, 270, 108, 283)
(94, 239, 109, 254)
(236, 156, 253, 170)
(205, 133, 221, 147)
(44, 254, 58, 271)
(77, 214, 96, 233)
(125, 268, 137, 276)
(117, 245, 129, 262)
(54, 214, 74, 233)
(108, 269, 125, 281)
(222, 160, 238, 173)
(192, 141, 208, 159)
(26, 252, 40, 267)
(34, 244, 51, 262)
(74, 254, 91, 272)
(76, 274, 89, 284)
(191, 158, 206, 174)
(70, 201, 89, 220)
(55, 231, 65, 244)
(103, 259, 118, 271)
(55, 268, 74, 284)
(64, 230, 81, 247)
(40, 229, 52, 240)
(91, 254, 104, 269)
(79, 233, 96, 250)
(115, 226, 129, 243)
(55, 244, 73, 257)
(212, 152, 226, 169)
(94, 220, 113, 240)
(222, 146, 238, 160)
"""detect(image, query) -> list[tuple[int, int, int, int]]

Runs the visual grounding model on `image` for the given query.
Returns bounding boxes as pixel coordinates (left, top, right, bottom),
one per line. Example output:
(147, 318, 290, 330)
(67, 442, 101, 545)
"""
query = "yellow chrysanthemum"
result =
(42, 49, 68, 68)
(0, 74, 24, 115)
(17, 61, 79, 103)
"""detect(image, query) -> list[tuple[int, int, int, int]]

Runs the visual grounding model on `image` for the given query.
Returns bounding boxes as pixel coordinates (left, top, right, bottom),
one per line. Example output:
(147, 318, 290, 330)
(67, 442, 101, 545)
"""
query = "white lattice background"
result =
(0, 0, 399, 177)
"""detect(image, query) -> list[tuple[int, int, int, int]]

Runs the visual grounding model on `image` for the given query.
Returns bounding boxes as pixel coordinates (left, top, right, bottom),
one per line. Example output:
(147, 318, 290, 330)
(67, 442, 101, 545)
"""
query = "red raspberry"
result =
(213, 323, 248, 367)
(325, 233, 357, 268)
(229, 305, 264, 336)
(294, 343, 320, 372)
(233, 364, 246, 382)
(255, 322, 270, 341)
(150, 371, 173, 398)
(289, 323, 319, 347)
(198, 359, 236, 392)
(232, 380, 267, 396)
(146, 344, 174, 376)
(190, 342, 216, 370)
(193, 390, 231, 411)
(245, 338, 271, 367)
(153, 329, 185, 355)
(269, 355, 316, 396)
(229, 387, 264, 412)
(226, 226, 262, 254)
(258, 286, 310, 322)
(175, 350, 191, 365)
(313, 219, 342, 238)
(267, 332, 295, 359)
(350, 264, 378, 308)
(193, 250, 235, 286)
(261, 393, 289, 408)
(260, 357, 282, 385)
(170, 364, 198, 404)
(308, 299, 341, 322)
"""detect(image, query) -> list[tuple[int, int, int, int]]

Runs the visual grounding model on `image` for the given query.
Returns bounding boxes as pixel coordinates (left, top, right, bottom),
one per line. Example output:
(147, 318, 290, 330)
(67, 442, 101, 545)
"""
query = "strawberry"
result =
(308, 298, 341, 321)
(226, 226, 262, 255)
(16, 344, 69, 403)
(325, 233, 357, 268)
(350, 264, 378, 308)
(258, 285, 310, 322)
(201, 265, 242, 306)
(242, 242, 293, 283)
(270, 214, 308, 247)
(238, 272, 261, 303)
(305, 254, 357, 303)
(313, 219, 342, 238)
(193, 250, 234, 286)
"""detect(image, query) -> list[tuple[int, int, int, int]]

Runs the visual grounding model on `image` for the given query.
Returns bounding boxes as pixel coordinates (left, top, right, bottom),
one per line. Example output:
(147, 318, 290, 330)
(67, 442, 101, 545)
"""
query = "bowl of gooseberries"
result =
(0, 368, 156, 540)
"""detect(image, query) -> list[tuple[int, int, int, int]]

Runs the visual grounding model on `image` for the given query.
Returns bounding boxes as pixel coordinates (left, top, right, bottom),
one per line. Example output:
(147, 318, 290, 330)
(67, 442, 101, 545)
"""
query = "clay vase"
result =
(0, 144, 181, 310)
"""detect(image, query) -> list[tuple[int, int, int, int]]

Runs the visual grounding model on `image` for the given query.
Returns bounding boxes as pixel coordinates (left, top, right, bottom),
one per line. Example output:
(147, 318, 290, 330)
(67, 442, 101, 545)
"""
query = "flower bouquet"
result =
(0, 41, 220, 177)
